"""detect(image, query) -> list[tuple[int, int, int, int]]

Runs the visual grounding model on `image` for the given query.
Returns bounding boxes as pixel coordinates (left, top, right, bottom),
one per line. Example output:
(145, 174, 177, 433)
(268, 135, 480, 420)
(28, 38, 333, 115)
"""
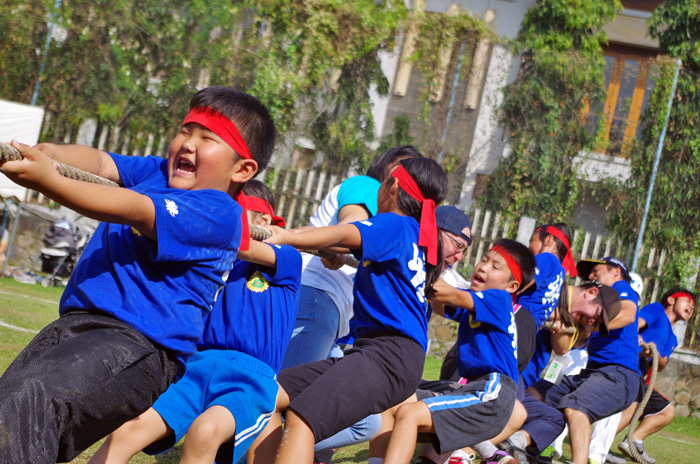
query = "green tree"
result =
(607, 0, 700, 292)
(479, 0, 621, 222)
(0, 0, 408, 173)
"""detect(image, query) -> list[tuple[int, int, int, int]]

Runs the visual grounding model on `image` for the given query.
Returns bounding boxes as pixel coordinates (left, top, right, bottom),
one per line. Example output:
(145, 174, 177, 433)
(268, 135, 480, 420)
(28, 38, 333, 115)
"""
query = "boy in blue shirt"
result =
(0, 86, 275, 463)
(87, 180, 301, 464)
(600, 288, 695, 464)
(381, 239, 536, 464)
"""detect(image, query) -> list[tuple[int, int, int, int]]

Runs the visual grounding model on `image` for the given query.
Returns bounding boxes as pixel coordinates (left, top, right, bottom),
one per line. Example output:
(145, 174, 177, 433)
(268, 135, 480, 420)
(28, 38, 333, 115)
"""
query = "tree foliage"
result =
(479, 0, 621, 222)
(0, 0, 407, 173)
(606, 0, 700, 289)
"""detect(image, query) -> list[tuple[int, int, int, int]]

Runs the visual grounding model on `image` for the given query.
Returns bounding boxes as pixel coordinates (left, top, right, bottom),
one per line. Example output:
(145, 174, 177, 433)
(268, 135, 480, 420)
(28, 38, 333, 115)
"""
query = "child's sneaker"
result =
(604, 452, 627, 464)
(447, 450, 476, 464)
(479, 450, 516, 464)
(618, 439, 655, 464)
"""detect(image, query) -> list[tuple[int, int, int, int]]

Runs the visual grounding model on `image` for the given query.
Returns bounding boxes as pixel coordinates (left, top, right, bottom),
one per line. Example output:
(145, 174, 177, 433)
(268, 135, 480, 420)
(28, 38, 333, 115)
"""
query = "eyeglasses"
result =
(594, 293, 603, 321)
(444, 232, 469, 253)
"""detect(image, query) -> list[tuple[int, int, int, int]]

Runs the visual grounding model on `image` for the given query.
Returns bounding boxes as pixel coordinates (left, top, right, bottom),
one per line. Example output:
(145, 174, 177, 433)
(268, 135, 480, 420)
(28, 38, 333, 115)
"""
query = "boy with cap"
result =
(525, 257, 640, 464)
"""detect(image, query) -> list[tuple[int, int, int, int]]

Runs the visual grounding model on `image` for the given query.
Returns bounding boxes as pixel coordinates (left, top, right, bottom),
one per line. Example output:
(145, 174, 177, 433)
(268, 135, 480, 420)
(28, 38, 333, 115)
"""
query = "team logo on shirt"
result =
(247, 271, 269, 293)
(165, 198, 179, 217)
(468, 314, 481, 329)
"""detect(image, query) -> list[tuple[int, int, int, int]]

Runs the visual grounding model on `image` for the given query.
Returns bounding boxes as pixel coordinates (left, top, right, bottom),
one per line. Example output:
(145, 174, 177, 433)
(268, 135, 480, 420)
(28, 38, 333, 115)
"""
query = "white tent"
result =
(0, 99, 45, 200)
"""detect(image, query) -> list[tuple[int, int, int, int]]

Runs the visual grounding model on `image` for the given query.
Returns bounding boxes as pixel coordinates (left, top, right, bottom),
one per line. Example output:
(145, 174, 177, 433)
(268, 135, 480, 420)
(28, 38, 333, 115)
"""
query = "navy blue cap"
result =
(436, 206, 472, 245)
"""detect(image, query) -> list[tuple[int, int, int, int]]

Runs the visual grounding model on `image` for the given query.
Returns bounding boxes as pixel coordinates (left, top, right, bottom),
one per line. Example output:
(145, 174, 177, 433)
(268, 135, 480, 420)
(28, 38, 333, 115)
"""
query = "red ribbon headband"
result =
(390, 164, 438, 266)
(537, 225, 578, 278)
(669, 292, 695, 306)
(245, 196, 286, 227)
(234, 191, 250, 251)
(492, 244, 523, 287)
(182, 107, 253, 160)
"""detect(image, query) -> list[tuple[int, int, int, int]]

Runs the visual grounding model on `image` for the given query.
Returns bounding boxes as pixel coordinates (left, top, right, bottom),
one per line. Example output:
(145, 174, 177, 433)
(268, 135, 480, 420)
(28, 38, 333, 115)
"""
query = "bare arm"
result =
(265, 223, 362, 251)
(237, 241, 278, 268)
(607, 299, 637, 330)
(35, 142, 122, 184)
(4, 141, 156, 238)
(429, 278, 475, 318)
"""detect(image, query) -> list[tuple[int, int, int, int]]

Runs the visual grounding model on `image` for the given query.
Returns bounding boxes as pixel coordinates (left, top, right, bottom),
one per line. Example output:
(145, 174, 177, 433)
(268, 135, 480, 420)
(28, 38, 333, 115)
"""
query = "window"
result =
(583, 46, 657, 157)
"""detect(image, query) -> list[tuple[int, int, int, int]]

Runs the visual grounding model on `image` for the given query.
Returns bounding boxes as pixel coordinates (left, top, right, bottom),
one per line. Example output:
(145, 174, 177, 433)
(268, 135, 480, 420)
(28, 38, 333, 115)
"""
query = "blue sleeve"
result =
(353, 213, 416, 263)
(108, 153, 166, 188)
(471, 289, 513, 330)
(152, 189, 242, 263)
(336, 176, 381, 218)
(613, 280, 640, 308)
(259, 244, 302, 289)
(639, 304, 660, 330)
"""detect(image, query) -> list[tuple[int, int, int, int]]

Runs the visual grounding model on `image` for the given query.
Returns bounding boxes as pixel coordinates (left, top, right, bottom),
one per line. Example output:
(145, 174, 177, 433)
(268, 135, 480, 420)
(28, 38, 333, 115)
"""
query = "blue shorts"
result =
(145, 350, 279, 464)
(538, 364, 639, 423)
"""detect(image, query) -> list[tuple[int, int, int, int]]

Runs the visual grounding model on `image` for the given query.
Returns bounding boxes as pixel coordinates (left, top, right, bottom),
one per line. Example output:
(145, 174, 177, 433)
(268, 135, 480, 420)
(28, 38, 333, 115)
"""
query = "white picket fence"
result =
(265, 166, 670, 308)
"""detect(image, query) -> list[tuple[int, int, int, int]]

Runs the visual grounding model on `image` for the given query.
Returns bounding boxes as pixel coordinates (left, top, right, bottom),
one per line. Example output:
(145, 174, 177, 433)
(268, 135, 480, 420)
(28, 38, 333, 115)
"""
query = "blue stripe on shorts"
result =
(424, 373, 503, 412)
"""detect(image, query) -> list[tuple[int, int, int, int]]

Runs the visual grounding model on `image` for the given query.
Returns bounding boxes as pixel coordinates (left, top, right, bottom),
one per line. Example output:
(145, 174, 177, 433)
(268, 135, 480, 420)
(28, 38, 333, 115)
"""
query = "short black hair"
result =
(189, 86, 276, 173)
(492, 238, 536, 292)
(242, 179, 275, 208)
(660, 288, 697, 307)
(242, 179, 276, 224)
(366, 145, 423, 182)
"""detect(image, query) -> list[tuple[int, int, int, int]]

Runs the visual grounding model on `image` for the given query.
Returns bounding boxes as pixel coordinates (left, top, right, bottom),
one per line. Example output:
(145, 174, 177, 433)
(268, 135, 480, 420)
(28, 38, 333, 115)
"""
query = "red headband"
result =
(537, 226, 578, 277)
(234, 191, 250, 251)
(492, 244, 523, 288)
(391, 164, 438, 266)
(245, 196, 286, 227)
(668, 292, 695, 306)
(182, 107, 253, 160)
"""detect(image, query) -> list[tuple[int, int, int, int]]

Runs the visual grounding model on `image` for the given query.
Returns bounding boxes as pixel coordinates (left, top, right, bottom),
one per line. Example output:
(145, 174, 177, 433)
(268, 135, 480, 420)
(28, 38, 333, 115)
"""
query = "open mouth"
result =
(176, 157, 195, 173)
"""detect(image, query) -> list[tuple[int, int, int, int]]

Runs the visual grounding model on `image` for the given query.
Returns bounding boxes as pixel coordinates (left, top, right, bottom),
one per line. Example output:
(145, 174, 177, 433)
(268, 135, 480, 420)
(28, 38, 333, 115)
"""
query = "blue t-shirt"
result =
(587, 280, 641, 373)
(639, 302, 677, 359)
(60, 154, 242, 364)
(351, 213, 430, 350)
(521, 327, 553, 390)
(446, 289, 518, 381)
(198, 244, 302, 374)
(516, 253, 565, 328)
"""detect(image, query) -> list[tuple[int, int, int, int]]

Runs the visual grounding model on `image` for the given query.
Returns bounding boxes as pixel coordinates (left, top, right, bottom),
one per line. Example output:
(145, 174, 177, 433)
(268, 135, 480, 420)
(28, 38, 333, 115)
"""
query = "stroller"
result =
(39, 220, 93, 287)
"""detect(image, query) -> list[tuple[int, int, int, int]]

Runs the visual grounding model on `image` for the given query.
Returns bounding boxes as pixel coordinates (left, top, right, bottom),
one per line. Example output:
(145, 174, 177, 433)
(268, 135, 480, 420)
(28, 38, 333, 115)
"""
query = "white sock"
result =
(508, 431, 528, 450)
(369, 457, 384, 464)
(472, 441, 498, 458)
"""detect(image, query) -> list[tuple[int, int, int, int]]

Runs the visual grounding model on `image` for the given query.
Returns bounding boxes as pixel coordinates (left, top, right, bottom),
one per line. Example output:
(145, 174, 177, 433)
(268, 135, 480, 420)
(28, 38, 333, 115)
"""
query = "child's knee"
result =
(186, 417, 227, 449)
(394, 401, 429, 426)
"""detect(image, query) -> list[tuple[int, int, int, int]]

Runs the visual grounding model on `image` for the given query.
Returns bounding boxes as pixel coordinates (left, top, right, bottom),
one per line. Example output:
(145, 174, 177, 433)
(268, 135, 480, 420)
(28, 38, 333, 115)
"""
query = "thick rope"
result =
(0, 142, 358, 267)
(625, 341, 659, 462)
(0, 141, 120, 187)
(250, 224, 359, 268)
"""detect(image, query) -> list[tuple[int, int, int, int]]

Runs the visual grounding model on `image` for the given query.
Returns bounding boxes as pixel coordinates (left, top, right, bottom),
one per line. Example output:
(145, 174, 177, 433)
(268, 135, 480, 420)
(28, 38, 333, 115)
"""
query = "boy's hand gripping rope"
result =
(0, 141, 119, 187)
(0, 142, 358, 268)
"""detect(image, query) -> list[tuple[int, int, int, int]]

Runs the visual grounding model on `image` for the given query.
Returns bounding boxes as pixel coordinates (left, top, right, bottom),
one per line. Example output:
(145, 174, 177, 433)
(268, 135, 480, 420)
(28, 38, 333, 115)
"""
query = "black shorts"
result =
(0, 311, 178, 463)
(634, 385, 672, 418)
(278, 334, 425, 441)
(419, 373, 517, 453)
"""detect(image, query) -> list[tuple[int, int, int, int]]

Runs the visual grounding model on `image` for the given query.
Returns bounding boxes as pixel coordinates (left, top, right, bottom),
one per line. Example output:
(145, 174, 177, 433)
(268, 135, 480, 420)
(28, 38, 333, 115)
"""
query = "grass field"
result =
(1, 276, 699, 463)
